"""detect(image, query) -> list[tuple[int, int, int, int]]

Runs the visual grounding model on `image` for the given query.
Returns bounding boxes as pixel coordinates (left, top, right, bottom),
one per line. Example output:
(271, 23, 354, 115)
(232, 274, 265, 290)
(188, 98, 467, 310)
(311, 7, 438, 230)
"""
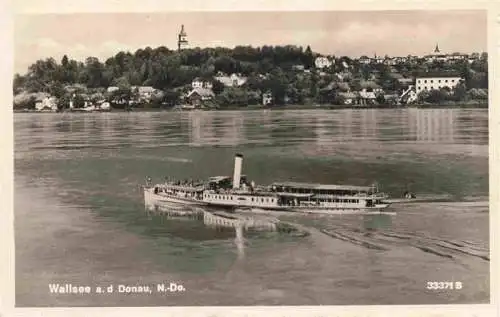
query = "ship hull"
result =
(144, 187, 208, 208)
(289, 204, 390, 214)
(144, 188, 391, 214)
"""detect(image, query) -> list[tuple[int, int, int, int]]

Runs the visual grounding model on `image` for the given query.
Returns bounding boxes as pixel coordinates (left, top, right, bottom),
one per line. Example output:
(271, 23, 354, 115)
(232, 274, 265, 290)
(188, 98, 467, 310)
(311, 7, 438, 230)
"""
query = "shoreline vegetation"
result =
(13, 44, 488, 112)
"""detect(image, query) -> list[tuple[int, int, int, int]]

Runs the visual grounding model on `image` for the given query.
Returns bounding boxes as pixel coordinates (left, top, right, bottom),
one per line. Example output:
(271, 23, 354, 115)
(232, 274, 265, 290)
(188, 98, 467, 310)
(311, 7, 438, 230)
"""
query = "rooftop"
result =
(187, 87, 215, 97)
(415, 71, 462, 78)
(271, 181, 373, 192)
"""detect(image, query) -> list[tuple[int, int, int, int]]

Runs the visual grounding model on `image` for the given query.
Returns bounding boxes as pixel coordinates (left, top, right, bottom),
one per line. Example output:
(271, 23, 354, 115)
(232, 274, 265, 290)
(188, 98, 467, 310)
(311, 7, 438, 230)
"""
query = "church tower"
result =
(434, 43, 440, 54)
(177, 24, 188, 51)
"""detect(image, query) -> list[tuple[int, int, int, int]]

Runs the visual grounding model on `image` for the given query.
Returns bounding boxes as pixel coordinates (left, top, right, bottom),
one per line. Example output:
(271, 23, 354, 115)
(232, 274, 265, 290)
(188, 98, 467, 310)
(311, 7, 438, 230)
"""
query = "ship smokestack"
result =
(232, 154, 243, 189)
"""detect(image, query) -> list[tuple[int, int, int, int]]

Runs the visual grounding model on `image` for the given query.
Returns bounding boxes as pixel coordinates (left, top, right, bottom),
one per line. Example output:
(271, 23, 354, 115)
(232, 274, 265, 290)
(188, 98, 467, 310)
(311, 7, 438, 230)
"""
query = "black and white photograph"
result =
(3, 2, 499, 316)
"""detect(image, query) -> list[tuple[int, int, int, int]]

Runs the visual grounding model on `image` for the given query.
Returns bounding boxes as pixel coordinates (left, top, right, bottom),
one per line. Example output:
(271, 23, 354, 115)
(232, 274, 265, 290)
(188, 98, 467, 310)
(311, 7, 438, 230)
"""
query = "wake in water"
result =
(320, 227, 489, 261)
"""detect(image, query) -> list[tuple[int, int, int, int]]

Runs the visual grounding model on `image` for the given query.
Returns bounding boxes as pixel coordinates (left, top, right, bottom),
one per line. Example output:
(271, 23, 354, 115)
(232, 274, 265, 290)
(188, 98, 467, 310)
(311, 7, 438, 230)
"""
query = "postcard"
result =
(1, 1, 499, 317)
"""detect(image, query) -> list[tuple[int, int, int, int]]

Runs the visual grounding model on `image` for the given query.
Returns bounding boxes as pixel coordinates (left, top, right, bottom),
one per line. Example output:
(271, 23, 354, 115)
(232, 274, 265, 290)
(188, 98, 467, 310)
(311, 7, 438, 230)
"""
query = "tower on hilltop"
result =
(434, 43, 440, 54)
(177, 24, 188, 51)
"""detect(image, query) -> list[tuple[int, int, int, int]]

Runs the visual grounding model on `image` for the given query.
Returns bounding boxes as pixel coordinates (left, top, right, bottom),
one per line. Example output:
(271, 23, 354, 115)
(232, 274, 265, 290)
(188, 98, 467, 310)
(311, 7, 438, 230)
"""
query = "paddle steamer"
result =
(143, 154, 390, 214)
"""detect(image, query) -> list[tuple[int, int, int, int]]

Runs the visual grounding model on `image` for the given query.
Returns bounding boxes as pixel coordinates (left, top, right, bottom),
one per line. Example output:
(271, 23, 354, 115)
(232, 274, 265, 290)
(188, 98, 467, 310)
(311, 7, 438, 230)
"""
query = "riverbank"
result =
(13, 102, 488, 113)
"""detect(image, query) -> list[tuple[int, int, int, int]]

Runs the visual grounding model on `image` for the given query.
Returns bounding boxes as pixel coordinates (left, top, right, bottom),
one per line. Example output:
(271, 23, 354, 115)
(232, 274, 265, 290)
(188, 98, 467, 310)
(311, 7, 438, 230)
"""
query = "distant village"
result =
(13, 25, 488, 112)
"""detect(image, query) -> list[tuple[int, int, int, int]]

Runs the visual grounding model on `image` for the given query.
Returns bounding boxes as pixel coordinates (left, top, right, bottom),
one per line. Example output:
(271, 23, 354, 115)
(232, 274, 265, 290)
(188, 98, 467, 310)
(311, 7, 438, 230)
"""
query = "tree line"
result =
(13, 45, 488, 109)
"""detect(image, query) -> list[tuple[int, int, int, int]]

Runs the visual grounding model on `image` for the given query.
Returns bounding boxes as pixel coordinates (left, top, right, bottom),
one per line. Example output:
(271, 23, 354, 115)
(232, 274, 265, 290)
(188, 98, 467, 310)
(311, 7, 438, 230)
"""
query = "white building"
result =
(131, 86, 157, 97)
(358, 89, 376, 99)
(107, 86, 119, 93)
(358, 56, 371, 65)
(99, 102, 111, 111)
(35, 96, 57, 112)
(314, 56, 333, 69)
(214, 73, 247, 87)
(415, 74, 463, 92)
(262, 92, 273, 105)
(191, 78, 213, 89)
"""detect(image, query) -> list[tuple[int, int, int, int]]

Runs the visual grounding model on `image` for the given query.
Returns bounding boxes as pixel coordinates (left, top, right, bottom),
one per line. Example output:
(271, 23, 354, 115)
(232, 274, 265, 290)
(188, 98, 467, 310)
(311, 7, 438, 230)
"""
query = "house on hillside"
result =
(325, 81, 350, 92)
(186, 87, 215, 107)
(214, 73, 248, 87)
(415, 72, 463, 93)
(358, 89, 377, 105)
(393, 56, 409, 64)
(131, 86, 158, 103)
(35, 96, 57, 112)
(338, 92, 357, 105)
(107, 86, 119, 93)
(383, 58, 397, 66)
(262, 91, 273, 105)
(358, 56, 371, 65)
(192, 77, 213, 89)
(315, 56, 333, 69)
(399, 86, 418, 105)
(372, 56, 385, 64)
(448, 53, 469, 62)
(359, 80, 382, 92)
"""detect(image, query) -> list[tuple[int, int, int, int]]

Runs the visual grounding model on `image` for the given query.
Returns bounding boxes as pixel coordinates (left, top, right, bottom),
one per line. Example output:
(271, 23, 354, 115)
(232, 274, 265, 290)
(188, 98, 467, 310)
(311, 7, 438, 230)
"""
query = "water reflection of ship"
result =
(144, 204, 280, 261)
(145, 203, 204, 220)
(203, 210, 278, 231)
(144, 202, 305, 236)
(234, 223, 245, 260)
(408, 109, 456, 142)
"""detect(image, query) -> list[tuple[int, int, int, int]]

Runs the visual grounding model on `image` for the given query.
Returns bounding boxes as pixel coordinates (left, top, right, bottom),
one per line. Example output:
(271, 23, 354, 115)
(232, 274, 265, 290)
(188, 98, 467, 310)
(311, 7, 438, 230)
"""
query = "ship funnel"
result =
(232, 154, 243, 189)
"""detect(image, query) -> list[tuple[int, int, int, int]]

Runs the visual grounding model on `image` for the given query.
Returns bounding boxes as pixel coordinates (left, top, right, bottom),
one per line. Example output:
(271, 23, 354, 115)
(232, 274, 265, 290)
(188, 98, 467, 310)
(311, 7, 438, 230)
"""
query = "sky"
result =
(14, 10, 487, 74)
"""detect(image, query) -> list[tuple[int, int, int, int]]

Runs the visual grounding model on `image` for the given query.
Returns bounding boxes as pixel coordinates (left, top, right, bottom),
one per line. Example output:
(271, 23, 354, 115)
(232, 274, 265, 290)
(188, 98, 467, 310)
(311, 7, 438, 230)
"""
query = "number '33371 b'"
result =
(426, 281, 462, 290)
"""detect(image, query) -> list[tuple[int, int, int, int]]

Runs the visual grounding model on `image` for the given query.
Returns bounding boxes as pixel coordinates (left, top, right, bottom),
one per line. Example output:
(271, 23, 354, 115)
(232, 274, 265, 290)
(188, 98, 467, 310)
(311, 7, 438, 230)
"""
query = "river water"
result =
(14, 108, 489, 306)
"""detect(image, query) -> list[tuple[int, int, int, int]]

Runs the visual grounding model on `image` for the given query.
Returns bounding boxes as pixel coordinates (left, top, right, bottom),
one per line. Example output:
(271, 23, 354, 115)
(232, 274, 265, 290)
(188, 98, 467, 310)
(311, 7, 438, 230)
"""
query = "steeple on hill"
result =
(434, 43, 440, 53)
(177, 24, 188, 51)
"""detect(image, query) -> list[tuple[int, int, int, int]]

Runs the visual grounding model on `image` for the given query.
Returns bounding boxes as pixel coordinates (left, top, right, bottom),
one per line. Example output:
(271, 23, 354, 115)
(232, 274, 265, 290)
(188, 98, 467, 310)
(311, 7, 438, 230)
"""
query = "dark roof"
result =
(360, 80, 381, 89)
(397, 78, 414, 83)
(415, 71, 462, 78)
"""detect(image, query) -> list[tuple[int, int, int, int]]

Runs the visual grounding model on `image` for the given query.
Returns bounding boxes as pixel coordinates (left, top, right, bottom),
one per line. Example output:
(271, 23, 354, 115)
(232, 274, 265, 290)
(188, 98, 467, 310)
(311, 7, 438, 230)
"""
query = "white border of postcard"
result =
(1, 1, 499, 317)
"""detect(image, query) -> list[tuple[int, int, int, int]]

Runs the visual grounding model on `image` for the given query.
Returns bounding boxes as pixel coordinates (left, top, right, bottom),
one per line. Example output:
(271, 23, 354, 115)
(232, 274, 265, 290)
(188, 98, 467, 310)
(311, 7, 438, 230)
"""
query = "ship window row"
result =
(251, 197, 275, 203)
(279, 188, 359, 195)
(204, 194, 235, 200)
(202, 194, 275, 204)
(325, 199, 360, 203)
